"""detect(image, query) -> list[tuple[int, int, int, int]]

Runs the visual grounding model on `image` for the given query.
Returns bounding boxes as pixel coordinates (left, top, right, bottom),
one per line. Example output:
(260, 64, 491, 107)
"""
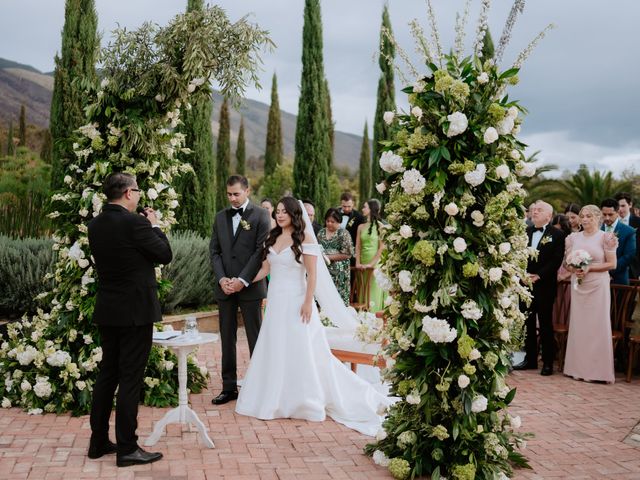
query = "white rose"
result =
(79, 208, 89, 217)
(76, 380, 86, 391)
(458, 374, 470, 389)
(464, 163, 486, 187)
(379, 151, 405, 173)
(78, 258, 89, 269)
(398, 270, 414, 292)
(499, 296, 512, 309)
(444, 226, 457, 234)
(155, 94, 165, 102)
(483, 127, 499, 144)
(507, 106, 519, 119)
(406, 392, 421, 404)
(496, 116, 515, 135)
(517, 162, 536, 177)
(470, 210, 484, 227)
(411, 106, 423, 120)
(500, 328, 510, 341)
(63, 175, 72, 185)
(498, 242, 511, 255)
(446, 111, 468, 137)
(147, 188, 159, 200)
(489, 267, 503, 282)
(83, 335, 93, 344)
(21, 380, 32, 392)
(383, 111, 395, 125)
(510, 415, 522, 429)
(376, 428, 388, 441)
(471, 395, 488, 413)
(412, 80, 426, 93)
(477, 72, 489, 84)
(495, 164, 510, 179)
(422, 315, 457, 343)
(399, 225, 413, 238)
(469, 348, 481, 361)
(453, 237, 467, 253)
(512, 124, 521, 135)
(375, 182, 387, 194)
(444, 202, 459, 216)
(1, 397, 11, 408)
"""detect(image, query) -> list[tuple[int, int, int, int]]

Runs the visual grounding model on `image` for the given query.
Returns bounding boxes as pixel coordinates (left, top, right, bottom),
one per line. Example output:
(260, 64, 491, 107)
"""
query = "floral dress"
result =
(317, 227, 353, 306)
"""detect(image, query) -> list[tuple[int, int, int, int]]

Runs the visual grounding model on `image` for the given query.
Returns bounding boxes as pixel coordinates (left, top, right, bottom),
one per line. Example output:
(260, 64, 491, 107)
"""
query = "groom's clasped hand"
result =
(220, 277, 245, 295)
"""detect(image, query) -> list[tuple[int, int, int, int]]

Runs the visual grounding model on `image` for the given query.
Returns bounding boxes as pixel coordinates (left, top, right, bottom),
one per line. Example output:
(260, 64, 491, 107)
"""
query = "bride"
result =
(235, 197, 393, 436)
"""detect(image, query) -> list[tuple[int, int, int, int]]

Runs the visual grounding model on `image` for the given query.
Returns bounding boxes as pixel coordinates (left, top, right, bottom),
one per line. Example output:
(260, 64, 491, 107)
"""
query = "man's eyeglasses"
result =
(129, 188, 141, 192)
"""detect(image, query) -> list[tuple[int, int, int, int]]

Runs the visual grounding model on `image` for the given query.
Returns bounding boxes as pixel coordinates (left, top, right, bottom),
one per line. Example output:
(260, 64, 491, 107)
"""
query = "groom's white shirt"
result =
(231, 198, 251, 287)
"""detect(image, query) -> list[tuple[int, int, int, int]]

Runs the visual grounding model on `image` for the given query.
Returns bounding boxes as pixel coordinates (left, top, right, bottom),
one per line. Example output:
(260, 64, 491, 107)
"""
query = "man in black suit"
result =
(210, 175, 271, 405)
(88, 173, 172, 467)
(302, 199, 322, 236)
(338, 192, 365, 247)
(514, 200, 566, 376)
(615, 192, 640, 279)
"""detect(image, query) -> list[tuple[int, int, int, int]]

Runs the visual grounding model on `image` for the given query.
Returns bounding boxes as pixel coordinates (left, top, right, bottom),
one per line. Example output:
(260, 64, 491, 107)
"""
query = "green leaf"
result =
(440, 146, 451, 162)
(499, 68, 520, 80)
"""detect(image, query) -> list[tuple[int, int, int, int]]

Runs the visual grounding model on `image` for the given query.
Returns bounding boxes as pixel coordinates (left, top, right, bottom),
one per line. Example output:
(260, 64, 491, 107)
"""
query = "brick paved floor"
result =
(1, 329, 639, 479)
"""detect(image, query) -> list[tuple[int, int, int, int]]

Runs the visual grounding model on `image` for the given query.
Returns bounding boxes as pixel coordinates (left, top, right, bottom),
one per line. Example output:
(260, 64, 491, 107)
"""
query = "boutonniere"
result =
(347, 217, 356, 227)
(239, 219, 251, 231)
(540, 236, 552, 246)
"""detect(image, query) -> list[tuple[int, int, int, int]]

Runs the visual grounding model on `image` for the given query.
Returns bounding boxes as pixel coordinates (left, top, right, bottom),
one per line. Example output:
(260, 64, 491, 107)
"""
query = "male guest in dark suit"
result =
(338, 192, 365, 246)
(614, 192, 640, 279)
(302, 199, 322, 236)
(210, 175, 271, 405)
(515, 200, 566, 376)
(601, 198, 637, 285)
(88, 173, 172, 467)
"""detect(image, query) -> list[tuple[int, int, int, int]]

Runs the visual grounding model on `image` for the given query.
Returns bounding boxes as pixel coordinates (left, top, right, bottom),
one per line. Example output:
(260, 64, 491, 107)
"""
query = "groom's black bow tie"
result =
(532, 226, 544, 232)
(229, 207, 244, 216)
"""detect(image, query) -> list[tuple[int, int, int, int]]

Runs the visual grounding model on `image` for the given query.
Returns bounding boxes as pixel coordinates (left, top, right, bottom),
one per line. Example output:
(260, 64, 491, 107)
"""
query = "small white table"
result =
(144, 332, 218, 448)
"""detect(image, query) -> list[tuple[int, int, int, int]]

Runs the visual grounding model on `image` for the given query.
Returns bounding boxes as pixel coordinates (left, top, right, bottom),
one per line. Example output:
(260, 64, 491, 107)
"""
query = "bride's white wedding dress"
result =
(235, 243, 392, 436)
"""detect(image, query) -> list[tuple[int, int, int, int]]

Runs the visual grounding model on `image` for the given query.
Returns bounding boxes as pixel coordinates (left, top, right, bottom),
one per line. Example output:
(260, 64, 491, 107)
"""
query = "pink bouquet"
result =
(565, 249, 593, 287)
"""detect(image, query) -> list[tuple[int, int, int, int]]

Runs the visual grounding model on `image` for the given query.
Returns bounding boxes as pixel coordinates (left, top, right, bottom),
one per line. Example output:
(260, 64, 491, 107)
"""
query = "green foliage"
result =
(260, 162, 294, 200)
(6, 121, 15, 156)
(18, 105, 27, 147)
(162, 231, 215, 313)
(371, 4, 396, 199)
(40, 130, 53, 165)
(544, 164, 633, 206)
(0, 236, 54, 317)
(49, 0, 99, 189)
(293, 0, 331, 215)
(236, 117, 246, 175)
(216, 98, 231, 210)
(0, 148, 52, 237)
(264, 73, 283, 177)
(326, 77, 334, 171)
(359, 121, 372, 205)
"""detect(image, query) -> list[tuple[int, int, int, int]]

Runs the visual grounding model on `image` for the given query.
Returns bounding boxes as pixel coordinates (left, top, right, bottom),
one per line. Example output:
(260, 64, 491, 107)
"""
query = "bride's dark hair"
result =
(263, 196, 306, 263)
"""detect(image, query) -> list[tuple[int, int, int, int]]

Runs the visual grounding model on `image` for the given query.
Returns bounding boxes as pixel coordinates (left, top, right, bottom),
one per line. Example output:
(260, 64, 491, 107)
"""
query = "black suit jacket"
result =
(339, 209, 365, 246)
(209, 202, 271, 301)
(527, 224, 566, 298)
(88, 204, 173, 327)
(628, 215, 640, 278)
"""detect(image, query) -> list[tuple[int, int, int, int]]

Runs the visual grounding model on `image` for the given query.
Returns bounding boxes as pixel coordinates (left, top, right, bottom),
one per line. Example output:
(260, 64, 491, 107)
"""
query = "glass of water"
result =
(183, 316, 199, 338)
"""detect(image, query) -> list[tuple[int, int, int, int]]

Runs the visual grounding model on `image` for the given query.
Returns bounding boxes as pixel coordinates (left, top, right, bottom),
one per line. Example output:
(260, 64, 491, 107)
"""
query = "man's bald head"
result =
(531, 200, 553, 228)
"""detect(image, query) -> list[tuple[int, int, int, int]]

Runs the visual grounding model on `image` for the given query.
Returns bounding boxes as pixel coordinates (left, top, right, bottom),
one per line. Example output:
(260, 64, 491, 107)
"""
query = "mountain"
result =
(0, 58, 363, 171)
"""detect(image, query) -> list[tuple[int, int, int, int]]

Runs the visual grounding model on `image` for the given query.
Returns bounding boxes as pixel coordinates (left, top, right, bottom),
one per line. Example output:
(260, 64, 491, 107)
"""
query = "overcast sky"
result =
(2, 0, 639, 177)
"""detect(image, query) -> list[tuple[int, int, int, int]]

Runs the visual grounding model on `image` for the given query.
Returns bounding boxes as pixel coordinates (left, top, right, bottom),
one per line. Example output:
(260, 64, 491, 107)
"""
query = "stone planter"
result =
(161, 310, 244, 333)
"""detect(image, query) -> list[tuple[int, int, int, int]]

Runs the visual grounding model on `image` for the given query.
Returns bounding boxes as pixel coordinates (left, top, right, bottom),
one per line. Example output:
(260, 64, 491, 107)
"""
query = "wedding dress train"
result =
(235, 243, 392, 436)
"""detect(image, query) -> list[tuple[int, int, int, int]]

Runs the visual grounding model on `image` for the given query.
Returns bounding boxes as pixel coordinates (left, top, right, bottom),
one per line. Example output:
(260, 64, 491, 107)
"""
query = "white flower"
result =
(453, 237, 467, 253)
(495, 164, 510, 179)
(422, 315, 457, 343)
(461, 300, 482, 320)
(63, 175, 72, 185)
(496, 116, 515, 135)
(499, 296, 512, 309)
(76, 380, 86, 391)
(147, 188, 159, 200)
(512, 124, 521, 135)
(458, 374, 470, 389)
(46, 350, 72, 367)
(489, 267, 503, 282)
(483, 127, 499, 144)
(406, 391, 421, 405)
(79, 208, 89, 217)
(83, 335, 93, 345)
(517, 162, 536, 177)
(471, 395, 488, 413)
(399, 225, 413, 238)
(68, 241, 85, 261)
(21, 379, 32, 392)
(510, 415, 522, 429)
(444, 202, 459, 216)
(400, 169, 426, 195)
(375, 428, 388, 441)
(100, 78, 109, 89)
(164, 361, 175, 371)
(34, 377, 52, 398)
(444, 226, 457, 234)
(510, 149, 520, 160)
(27, 408, 43, 415)
(379, 151, 405, 173)
(376, 403, 389, 416)
(507, 106, 519, 119)
(470, 210, 485, 227)
(78, 258, 89, 269)
(477, 72, 489, 84)
(411, 106, 423, 120)
(372, 450, 390, 467)
(375, 182, 387, 194)
(500, 328, 511, 342)
(412, 80, 426, 93)
(469, 348, 481, 361)
(1, 397, 11, 408)
(446, 111, 468, 137)
(498, 242, 511, 255)
(374, 269, 393, 292)
(383, 111, 395, 125)
(464, 163, 486, 187)
(187, 83, 196, 93)
(398, 270, 414, 292)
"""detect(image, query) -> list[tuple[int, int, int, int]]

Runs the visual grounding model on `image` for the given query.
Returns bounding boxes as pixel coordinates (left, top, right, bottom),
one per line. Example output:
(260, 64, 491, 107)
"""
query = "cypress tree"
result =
(18, 105, 27, 147)
(371, 3, 395, 198)
(264, 73, 283, 177)
(7, 122, 15, 156)
(293, 0, 331, 215)
(325, 77, 334, 172)
(236, 117, 246, 175)
(358, 121, 371, 205)
(174, 0, 216, 234)
(215, 98, 231, 210)
(41, 129, 53, 164)
(49, 0, 98, 189)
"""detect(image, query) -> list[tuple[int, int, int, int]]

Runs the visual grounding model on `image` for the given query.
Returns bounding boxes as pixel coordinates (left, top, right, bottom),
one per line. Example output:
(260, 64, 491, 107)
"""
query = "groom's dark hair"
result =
(227, 175, 249, 189)
(103, 172, 136, 201)
(600, 198, 619, 210)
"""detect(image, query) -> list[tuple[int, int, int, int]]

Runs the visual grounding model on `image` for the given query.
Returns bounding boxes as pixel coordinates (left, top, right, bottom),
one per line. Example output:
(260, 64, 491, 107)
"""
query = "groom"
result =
(209, 175, 271, 404)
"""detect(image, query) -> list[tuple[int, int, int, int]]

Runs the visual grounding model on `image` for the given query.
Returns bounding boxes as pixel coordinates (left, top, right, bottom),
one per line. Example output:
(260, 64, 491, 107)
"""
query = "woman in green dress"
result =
(317, 208, 354, 306)
(355, 199, 386, 311)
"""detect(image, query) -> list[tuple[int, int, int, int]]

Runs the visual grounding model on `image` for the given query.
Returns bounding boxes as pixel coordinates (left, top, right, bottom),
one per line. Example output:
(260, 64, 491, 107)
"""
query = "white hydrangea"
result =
(422, 315, 457, 343)
(372, 450, 390, 467)
(373, 268, 393, 292)
(477, 72, 489, 84)
(446, 111, 468, 137)
(495, 164, 510, 179)
(383, 111, 395, 125)
(379, 151, 405, 173)
(1, 397, 11, 408)
(444, 202, 459, 216)
(33, 377, 52, 398)
(21, 379, 32, 392)
(453, 237, 467, 253)
(399, 225, 413, 238)
(16, 346, 38, 366)
(68, 241, 85, 262)
(406, 390, 421, 405)
(27, 408, 43, 415)
(496, 116, 515, 135)
(489, 267, 503, 282)
(461, 300, 482, 320)
(458, 374, 470, 389)
(464, 163, 486, 187)
(400, 169, 426, 195)
(46, 350, 72, 367)
(398, 270, 414, 292)
(483, 127, 499, 144)
(471, 395, 488, 413)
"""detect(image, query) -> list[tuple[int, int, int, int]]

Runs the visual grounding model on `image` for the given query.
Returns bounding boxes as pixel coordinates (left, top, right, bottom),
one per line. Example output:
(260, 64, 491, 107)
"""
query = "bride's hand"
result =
(300, 300, 312, 324)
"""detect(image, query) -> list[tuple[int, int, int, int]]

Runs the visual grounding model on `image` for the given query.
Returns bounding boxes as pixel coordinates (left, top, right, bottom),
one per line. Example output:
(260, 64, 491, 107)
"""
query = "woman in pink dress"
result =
(563, 205, 618, 383)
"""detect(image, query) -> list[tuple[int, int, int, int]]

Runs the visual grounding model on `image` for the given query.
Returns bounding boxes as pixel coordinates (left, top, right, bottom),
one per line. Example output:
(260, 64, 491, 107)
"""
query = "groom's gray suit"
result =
(210, 202, 271, 391)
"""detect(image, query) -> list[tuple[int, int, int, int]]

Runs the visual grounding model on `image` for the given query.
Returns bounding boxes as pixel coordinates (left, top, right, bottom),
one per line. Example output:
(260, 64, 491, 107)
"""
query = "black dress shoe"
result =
(513, 360, 537, 371)
(116, 448, 163, 467)
(540, 364, 554, 376)
(88, 440, 117, 459)
(212, 390, 238, 405)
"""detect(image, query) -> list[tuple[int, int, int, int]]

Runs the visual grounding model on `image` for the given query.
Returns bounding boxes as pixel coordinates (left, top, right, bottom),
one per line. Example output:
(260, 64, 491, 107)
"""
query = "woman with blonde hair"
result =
(563, 205, 618, 383)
